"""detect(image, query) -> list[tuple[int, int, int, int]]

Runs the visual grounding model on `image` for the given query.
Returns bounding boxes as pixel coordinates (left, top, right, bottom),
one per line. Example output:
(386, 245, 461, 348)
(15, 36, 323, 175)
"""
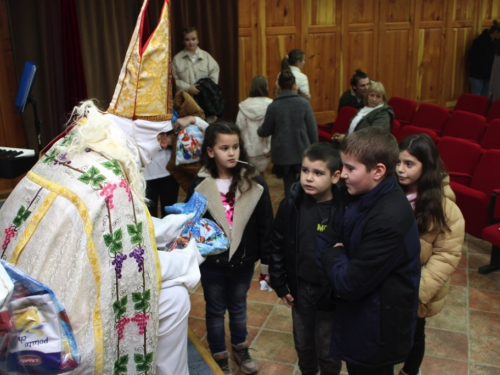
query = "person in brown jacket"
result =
(396, 134, 465, 375)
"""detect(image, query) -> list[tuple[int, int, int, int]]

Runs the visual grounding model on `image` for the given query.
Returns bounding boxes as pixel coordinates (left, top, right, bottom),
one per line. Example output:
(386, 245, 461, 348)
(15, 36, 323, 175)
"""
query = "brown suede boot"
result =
(231, 342, 258, 374)
(212, 351, 231, 374)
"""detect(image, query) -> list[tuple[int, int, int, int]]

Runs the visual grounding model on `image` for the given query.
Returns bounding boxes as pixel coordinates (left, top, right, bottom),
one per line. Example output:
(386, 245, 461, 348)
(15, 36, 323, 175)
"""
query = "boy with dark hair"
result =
(318, 127, 421, 375)
(268, 142, 342, 375)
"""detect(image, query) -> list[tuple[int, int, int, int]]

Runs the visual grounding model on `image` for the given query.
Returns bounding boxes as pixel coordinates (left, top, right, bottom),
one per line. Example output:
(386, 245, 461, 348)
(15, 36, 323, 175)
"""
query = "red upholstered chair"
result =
(480, 192, 500, 274)
(411, 103, 450, 136)
(450, 149, 500, 238)
(396, 125, 440, 143)
(437, 136, 482, 186)
(318, 106, 357, 142)
(391, 119, 402, 138)
(387, 96, 418, 126)
(481, 119, 500, 150)
(454, 93, 490, 116)
(486, 100, 500, 123)
(441, 110, 487, 143)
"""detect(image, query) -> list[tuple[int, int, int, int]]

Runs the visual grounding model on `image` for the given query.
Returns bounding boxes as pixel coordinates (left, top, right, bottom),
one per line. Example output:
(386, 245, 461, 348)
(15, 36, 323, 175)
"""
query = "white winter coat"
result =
(236, 97, 273, 172)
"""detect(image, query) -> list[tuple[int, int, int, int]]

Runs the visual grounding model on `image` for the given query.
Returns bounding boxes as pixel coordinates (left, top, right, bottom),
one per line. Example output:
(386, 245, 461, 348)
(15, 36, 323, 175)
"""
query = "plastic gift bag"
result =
(175, 125, 204, 165)
(165, 192, 229, 256)
(0, 260, 79, 374)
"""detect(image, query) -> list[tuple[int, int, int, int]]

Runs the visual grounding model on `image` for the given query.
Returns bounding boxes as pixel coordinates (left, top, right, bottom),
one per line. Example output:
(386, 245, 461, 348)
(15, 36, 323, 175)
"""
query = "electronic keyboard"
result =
(0, 147, 37, 179)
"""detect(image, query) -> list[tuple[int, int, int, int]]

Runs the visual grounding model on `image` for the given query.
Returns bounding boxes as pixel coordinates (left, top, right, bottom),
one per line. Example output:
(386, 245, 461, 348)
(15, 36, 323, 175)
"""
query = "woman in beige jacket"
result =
(396, 134, 465, 375)
(172, 27, 220, 97)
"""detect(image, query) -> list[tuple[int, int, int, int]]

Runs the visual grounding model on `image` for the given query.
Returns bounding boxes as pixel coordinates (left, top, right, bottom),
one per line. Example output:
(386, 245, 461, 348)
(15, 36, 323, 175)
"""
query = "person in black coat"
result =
(268, 143, 342, 375)
(319, 127, 421, 375)
(469, 21, 500, 96)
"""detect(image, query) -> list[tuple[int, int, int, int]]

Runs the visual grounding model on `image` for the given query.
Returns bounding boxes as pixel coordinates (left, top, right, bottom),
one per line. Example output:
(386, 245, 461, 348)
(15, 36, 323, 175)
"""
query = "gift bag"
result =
(165, 192, 229, 256)
(0, 260, 79, 374)
(175, 125, 204, 165)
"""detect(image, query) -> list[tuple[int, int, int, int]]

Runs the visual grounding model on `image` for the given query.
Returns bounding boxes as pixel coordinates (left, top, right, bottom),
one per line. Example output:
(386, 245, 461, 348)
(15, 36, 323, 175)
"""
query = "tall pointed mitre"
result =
(107, 0, 173, 121)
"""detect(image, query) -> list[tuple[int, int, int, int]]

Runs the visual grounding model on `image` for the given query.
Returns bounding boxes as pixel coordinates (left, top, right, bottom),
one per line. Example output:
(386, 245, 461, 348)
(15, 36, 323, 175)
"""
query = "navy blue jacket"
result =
(321, 175, 421, 366)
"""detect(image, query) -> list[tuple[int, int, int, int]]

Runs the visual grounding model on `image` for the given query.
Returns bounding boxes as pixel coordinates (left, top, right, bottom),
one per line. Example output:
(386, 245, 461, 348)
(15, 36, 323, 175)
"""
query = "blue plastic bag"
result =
(0, 260, 79, 374)
(165, 192, 229, 256)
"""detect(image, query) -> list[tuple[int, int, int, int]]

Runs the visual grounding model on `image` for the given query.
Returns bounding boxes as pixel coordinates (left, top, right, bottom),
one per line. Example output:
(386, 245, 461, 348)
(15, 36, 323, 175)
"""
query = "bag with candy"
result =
(165, 192, 229, 256)
(175, 125, 204, 165)
(0, 260, 79, 374)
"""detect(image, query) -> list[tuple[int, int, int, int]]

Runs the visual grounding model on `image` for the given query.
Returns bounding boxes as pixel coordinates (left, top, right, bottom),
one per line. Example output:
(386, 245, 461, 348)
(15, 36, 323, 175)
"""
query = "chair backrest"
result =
(470, 149, 500, 196)
(442, 110, 487, 142)
(486, 100, 500, 123)
(437, 136, 482, 177)
(454, 93, 490, 116)
(396, 125, 439, 144)
(391, 119, 401, 137)
(481, 119, 500, 150)
(332, 106, 358, 134)
(411, 103, 450, 133)
(387, 96, 418, 125)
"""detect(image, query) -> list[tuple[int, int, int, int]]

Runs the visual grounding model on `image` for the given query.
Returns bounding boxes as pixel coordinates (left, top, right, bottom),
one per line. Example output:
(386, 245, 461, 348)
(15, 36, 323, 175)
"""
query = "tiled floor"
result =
(186, 170, 500, 375)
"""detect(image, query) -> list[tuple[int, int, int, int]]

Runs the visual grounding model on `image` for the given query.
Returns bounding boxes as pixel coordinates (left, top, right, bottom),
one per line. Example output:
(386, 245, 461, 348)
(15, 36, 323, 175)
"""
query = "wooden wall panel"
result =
(265, 0, 298, 27)
(344, 31, 376, 88)
(347, 1, 377, 24)
(378, 29, 412, 98)
(306, 33, 339, 123)
(383, 0, 412, 22)
(416, 28, 445, 102)
(239, 36, 254, 100)
(446, 27, 473, 102)
(265, 35, 297, 91)
(237, 0, 500, 123)
(310, 0, 337, 26)
(420, 0, 446, 21)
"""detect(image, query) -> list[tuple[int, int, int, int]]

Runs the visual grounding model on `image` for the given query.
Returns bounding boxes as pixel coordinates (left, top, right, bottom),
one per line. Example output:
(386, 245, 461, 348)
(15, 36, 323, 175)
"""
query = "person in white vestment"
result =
(0, 1, 207, 374)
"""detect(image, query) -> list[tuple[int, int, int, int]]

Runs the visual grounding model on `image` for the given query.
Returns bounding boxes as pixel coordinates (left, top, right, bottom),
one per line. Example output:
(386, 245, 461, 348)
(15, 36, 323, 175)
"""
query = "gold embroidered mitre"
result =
(107, 0, 173, 121)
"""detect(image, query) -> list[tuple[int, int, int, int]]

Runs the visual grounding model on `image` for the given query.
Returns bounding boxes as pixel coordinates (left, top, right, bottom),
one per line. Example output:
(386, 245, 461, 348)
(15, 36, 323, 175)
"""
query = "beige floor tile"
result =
(252, 330, 298, 364)
(426, 305, 467, 332)
(264, 304, 293, 333)
(425, 328, 468, 361)
(470, 334, 500, 367)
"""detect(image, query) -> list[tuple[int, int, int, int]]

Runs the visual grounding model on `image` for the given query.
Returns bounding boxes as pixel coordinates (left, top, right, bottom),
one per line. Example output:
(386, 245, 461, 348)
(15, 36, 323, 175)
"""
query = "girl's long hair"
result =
(200, 122, 259, 194)
(399, 134, 450, 234)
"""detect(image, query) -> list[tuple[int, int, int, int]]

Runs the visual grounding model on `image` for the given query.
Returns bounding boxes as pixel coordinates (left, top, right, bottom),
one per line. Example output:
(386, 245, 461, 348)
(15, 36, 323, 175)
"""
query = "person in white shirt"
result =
(275, 49, 311, 100)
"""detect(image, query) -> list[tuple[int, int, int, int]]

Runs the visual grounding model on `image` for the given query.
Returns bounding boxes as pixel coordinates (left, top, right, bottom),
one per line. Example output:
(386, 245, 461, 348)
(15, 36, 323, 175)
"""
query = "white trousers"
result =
(156, 285, 191, 375)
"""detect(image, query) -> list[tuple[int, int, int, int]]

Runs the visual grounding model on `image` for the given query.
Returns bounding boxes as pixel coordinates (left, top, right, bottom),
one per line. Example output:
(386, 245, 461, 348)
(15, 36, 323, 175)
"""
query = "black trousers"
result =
(146, 175, 179, 218)
(346, 362, 394, 375)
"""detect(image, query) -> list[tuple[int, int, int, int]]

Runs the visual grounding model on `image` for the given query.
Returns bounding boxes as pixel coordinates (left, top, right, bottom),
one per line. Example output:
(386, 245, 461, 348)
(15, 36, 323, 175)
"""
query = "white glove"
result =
(0, 263, 14, 309)
(153, 213, 194, 248)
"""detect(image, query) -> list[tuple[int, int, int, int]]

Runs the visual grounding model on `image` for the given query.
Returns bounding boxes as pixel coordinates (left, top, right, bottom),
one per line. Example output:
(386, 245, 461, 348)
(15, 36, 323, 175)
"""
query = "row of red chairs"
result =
(317, 102, 500, 274)
(389, 93, 500, 125)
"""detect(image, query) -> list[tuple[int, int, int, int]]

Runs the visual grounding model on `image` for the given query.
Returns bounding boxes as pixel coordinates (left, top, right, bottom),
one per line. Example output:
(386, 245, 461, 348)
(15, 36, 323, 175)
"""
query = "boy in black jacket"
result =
(268, 142, 342, 375)
(319, 127, 421, 375)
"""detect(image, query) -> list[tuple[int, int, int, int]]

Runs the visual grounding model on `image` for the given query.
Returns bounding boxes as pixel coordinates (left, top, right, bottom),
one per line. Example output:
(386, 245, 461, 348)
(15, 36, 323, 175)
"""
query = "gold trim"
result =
(144, 205, 162, 292)
(106, 108, 174, 122)
(25, 171, 104, 374)
(8, 191, 56, 265)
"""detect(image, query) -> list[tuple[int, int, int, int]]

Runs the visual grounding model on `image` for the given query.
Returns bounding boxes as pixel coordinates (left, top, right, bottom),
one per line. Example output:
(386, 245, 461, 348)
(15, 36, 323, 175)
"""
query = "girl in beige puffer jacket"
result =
(396, 134, 465, 375)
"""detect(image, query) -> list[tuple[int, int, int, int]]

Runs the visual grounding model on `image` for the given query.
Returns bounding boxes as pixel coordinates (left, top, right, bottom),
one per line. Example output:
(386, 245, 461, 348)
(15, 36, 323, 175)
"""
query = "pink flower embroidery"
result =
(100, 183, 117, 209)
(119, 179, 132, 202)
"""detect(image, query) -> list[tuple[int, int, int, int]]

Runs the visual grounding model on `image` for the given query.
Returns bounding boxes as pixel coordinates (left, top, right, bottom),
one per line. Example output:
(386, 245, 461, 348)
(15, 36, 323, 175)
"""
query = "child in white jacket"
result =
(236, 75, 273, 172)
